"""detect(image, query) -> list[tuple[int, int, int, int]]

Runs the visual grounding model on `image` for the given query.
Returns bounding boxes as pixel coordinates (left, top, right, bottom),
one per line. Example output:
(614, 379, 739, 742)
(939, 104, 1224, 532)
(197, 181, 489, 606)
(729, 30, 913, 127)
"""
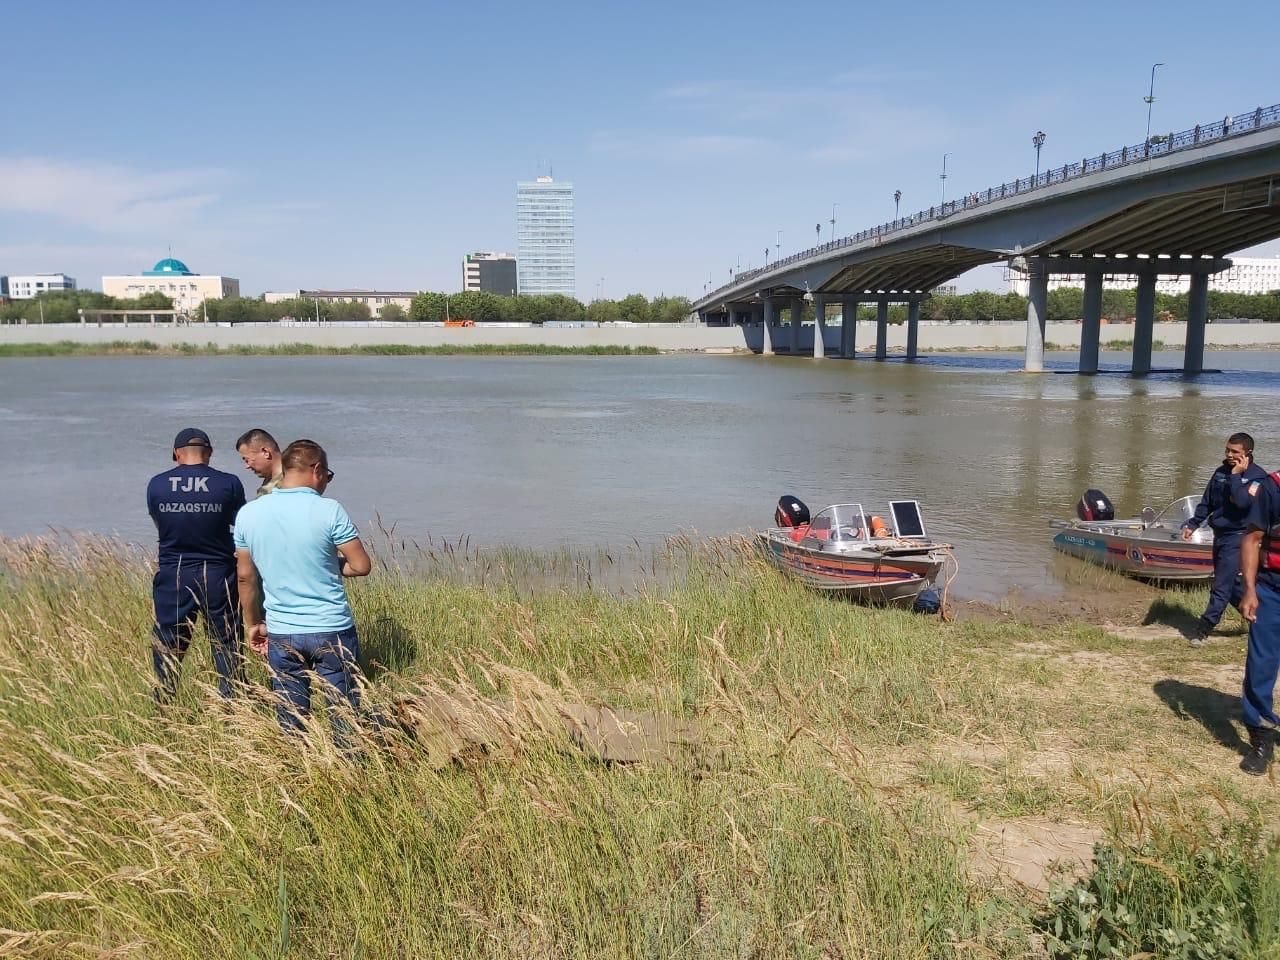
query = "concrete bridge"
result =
(693, 104, 1280, 374)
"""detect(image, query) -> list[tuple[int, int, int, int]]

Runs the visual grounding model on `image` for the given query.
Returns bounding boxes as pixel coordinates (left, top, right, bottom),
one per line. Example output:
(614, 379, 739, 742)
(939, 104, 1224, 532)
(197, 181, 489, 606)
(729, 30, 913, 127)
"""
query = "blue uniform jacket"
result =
(1186, 460, 1269, 537)
(147, 464, 246, 566)
(1246, 474, 1280, 591)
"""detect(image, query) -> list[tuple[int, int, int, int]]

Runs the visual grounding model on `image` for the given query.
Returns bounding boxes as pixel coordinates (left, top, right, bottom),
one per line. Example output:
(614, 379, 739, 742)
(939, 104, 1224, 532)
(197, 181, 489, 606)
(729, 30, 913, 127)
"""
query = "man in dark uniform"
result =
(147, 428, 247, 702)
(1182, 432, 1268, 646)
(1239, 467, 1280, 775)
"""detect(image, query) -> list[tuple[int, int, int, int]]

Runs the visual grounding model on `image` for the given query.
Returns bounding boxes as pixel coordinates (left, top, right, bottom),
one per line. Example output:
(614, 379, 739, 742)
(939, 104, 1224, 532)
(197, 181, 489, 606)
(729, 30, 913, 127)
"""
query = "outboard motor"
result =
(775, 495, 810, 528)
(1077, 488, 1115, 522)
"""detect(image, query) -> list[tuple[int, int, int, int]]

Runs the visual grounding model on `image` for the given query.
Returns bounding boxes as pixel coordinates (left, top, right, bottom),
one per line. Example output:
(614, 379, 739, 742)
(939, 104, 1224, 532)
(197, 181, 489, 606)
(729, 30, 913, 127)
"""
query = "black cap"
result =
(173, 428, 212, 450)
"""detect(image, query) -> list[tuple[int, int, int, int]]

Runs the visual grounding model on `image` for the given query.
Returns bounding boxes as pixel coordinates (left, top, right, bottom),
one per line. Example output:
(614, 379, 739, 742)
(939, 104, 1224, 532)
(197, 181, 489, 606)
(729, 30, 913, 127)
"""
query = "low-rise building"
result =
(1007, 255, 1280, 297)
(102, 258, 238, 314)
(264, 289, 418, 319)
(7, 273, 76, 299)
(462, 252, 518, 296)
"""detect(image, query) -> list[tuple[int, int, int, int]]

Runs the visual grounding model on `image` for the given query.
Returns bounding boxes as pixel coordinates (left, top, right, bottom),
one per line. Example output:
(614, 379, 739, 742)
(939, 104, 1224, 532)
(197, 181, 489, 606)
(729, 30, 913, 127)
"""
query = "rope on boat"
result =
(938, 545, 959, 622)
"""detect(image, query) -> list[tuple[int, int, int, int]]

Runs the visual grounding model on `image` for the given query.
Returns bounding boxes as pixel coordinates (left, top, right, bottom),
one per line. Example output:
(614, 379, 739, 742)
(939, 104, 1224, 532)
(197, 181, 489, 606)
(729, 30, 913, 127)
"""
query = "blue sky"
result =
(3, 0, 1277, 299)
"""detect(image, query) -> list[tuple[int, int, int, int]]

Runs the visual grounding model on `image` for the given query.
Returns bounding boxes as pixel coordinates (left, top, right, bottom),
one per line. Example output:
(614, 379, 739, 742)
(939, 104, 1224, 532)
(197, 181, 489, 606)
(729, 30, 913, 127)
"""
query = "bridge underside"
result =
(1042, 177, 1280, 256)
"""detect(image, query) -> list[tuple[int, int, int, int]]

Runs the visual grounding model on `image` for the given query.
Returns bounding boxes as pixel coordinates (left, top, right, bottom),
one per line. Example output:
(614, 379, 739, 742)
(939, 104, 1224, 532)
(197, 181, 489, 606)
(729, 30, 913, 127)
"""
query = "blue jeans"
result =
(266, 626, 362, 742)
(1201, 533, 1245, 628)
(152, 562, 242, 701)
(1242, 581, 1280, 729)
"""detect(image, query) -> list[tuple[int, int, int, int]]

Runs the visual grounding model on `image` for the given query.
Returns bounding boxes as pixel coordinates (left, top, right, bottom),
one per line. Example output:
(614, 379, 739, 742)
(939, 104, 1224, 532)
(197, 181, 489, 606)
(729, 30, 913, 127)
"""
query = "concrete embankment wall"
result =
(1, 320, 1279, 351)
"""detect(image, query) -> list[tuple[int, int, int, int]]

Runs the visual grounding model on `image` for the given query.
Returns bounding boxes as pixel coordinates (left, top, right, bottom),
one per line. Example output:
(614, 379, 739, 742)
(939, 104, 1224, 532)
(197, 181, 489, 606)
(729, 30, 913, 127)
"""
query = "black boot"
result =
(1241, 726, 1275, 776)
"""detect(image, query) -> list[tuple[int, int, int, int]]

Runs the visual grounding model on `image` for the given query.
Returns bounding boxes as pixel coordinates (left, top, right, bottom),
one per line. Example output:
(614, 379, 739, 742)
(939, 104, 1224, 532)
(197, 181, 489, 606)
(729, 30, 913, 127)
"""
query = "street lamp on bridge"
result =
(830, 202, 838, 240)
(1033, 130, 1046, 183)
(894, 189, 902, 219)
(940, 154, 949, 206)
(1145, 62, 1165, 147)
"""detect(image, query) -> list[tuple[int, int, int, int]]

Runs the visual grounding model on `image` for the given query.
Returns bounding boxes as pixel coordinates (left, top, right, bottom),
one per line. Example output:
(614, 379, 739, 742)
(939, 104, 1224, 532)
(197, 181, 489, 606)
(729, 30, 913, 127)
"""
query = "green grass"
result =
(0, 535, 1276, 957)
(0, 341, 662, 358)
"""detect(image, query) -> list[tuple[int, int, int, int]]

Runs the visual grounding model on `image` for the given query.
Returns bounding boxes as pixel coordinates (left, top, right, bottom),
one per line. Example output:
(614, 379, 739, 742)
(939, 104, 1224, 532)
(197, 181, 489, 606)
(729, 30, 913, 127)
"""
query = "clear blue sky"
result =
(2, 0, 1277, 299)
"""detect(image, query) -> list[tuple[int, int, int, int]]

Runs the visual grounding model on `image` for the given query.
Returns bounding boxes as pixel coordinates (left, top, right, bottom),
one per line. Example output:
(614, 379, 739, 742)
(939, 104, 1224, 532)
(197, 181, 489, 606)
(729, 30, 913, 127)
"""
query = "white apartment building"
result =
(7, 273, 76, 299)
(1008, 255, 1280, 297)
(102, 258, 238, 314)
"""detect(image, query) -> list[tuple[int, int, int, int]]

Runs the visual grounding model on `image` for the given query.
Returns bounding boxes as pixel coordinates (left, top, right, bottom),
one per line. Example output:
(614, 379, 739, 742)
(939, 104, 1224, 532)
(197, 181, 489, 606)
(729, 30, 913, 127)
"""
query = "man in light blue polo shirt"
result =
(234, 439, 371, 740)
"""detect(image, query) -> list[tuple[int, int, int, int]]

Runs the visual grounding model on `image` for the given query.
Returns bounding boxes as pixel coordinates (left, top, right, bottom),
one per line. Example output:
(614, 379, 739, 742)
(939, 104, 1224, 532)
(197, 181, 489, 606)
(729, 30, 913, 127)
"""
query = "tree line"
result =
(189, 291, 695, 325)
(0, 289, 174, 324)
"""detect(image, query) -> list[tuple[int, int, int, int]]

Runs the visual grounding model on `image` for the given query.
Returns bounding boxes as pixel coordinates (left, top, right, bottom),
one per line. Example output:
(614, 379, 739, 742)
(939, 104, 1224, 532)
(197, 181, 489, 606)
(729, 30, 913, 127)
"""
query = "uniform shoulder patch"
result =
(1250, 482, 1261, 497)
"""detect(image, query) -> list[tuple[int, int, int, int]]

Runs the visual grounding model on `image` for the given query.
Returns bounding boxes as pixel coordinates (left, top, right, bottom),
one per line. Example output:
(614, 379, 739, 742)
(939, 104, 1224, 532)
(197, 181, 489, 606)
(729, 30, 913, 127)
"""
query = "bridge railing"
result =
(702, 103, 1280, 305)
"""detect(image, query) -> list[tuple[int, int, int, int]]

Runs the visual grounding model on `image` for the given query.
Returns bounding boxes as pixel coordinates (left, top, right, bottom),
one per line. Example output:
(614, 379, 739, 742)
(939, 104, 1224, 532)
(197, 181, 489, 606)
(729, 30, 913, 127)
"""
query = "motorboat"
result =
(1050, 489, 1212, 581)
(757, 500, 954, 603)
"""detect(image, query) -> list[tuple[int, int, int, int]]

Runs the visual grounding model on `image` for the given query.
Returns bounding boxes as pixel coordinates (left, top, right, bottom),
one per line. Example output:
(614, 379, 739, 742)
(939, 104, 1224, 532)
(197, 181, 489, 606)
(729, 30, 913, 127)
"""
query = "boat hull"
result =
(757, 533, 945, 603)
(1052, 527, 1213, 581)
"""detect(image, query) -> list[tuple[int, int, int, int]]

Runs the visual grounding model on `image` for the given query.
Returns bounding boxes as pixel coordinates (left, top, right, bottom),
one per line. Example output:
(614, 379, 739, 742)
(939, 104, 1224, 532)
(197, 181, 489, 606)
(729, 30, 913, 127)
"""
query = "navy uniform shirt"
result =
(146, 464, 246, 566)
(1246, 473, 1280, 592)
(1187, 460, 1270, 536)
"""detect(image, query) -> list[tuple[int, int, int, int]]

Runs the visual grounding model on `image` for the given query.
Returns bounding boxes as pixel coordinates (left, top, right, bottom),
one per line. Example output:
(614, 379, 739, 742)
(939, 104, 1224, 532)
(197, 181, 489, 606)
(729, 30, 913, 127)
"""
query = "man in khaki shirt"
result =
(236, 428, 285, 498)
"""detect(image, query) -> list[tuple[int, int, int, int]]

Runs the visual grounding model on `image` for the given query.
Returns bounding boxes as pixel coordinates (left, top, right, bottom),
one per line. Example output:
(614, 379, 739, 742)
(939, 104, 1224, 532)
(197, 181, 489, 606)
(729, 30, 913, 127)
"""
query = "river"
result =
(4, 350, 1280, 602)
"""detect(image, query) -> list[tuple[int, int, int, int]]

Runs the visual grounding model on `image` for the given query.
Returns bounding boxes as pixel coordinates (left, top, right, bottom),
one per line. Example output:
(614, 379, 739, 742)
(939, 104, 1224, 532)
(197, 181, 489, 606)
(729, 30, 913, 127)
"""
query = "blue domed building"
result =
(102, 256, 240, 315)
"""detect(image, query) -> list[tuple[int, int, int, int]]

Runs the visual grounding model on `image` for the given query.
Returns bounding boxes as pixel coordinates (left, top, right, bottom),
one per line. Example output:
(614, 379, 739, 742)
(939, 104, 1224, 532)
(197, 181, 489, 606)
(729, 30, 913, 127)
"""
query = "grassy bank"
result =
(0, 340, 662, 358)
(0, 536, 1277, 957)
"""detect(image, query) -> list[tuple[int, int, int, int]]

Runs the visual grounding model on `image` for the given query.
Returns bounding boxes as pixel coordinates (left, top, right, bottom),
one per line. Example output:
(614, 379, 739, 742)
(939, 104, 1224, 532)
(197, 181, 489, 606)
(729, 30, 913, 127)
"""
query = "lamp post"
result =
(815, 221, 821, 245)
(1032, 130, 1046, 184)
(940, 154, 949, 207)
(776, 230, 782, 258)
(894, 189, 902, 219)
(830, 203, 838, 240)
(764, 247, 769, 267)
(1144, 62, 1164, 147)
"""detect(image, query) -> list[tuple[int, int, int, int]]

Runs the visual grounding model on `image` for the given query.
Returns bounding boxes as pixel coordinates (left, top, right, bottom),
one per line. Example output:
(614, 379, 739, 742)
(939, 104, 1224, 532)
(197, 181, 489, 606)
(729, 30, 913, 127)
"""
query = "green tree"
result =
(586, 299, 622, 324)
(379, 302, 406, 322)
(618, 294, 651, 324)
(409, 292, 446, 322)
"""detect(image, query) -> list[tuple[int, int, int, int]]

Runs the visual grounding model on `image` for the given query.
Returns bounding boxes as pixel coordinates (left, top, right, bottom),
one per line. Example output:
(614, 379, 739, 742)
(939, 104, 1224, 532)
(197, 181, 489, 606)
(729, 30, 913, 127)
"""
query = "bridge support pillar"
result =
(790, 298, 803, 354)
(1080, 270, 1103, 374)
(1184, 272, 1209, 375)
(1023, 259, 1048, 372)
(906, 301, 921, 359)
(840, 298, 857, 357)
(1132, 269, 1156, 376)
(761, 298, 775, 356)
(813, 295, 827, 359)
(875, 300, 889, 360)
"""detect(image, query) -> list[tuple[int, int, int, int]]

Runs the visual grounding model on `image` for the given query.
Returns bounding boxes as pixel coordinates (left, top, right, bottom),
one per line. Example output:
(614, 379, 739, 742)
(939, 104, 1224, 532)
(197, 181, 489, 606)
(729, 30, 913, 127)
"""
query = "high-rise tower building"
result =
(516, 175, 575, 296)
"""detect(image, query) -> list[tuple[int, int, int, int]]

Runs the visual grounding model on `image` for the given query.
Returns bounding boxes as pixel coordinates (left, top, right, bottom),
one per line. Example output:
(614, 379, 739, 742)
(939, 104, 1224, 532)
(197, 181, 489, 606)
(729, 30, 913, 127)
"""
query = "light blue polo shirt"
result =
(233, 487, 360, 633)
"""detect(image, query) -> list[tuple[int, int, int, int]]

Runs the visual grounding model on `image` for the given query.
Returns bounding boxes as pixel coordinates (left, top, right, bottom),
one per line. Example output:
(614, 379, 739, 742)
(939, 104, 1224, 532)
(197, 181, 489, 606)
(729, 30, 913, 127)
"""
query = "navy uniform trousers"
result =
(151, 561, 243, 700)
(1202, 533, 1246, 628)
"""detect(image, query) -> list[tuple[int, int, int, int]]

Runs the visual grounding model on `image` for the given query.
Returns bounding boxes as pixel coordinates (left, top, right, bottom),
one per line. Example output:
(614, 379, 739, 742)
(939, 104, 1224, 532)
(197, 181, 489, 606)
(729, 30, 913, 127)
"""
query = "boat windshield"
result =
(803, 504, 869, 544)
(1150, 496, 1200, 529)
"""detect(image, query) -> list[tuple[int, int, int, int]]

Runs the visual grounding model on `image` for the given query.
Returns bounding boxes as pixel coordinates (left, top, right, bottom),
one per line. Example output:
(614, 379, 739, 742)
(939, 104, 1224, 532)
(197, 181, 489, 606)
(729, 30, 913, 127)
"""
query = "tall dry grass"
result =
(0, 534, 1273, 957)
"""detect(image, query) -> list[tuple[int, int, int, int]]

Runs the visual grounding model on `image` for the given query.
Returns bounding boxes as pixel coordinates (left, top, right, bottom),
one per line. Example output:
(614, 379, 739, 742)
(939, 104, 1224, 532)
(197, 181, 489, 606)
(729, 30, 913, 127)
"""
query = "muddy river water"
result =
(4, 350, 1280, 602)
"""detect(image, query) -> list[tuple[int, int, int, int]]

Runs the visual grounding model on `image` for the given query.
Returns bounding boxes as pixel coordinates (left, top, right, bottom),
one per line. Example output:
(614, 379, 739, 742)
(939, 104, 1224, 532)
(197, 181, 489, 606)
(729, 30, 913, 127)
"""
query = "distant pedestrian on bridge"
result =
(1182, 432, 1267, 646)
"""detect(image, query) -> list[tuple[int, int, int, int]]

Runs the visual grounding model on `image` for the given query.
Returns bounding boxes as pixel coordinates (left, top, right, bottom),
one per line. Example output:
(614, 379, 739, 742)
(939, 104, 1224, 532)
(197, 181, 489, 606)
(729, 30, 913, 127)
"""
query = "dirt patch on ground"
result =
(969, 816, 1102, 893)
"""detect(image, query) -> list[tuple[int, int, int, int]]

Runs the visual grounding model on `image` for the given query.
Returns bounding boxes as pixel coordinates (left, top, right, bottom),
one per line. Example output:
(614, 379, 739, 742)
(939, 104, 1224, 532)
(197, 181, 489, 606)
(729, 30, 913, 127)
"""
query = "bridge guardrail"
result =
(702, 103, 1280, 304)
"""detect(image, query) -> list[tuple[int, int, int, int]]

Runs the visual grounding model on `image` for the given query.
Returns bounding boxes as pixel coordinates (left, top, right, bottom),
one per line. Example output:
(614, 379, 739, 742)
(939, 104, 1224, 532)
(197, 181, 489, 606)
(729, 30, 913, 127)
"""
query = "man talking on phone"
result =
(1182, 432, 1267, 646)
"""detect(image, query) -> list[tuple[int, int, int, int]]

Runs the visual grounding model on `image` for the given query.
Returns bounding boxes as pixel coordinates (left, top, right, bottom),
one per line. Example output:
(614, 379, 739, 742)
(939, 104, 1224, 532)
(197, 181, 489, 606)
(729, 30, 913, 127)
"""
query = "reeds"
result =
(0, 534, 1274, 957)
